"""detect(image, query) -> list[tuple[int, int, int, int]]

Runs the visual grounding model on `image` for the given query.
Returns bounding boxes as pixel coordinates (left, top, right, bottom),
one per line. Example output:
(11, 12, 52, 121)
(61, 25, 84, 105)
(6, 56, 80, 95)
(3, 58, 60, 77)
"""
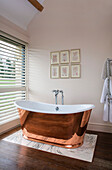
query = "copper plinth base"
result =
(23, 134, 83, 149)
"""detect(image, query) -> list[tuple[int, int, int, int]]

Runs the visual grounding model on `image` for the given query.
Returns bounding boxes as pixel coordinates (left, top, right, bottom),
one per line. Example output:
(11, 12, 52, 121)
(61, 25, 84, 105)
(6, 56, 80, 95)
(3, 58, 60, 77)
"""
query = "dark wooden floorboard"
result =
(0, 128, 112, 170)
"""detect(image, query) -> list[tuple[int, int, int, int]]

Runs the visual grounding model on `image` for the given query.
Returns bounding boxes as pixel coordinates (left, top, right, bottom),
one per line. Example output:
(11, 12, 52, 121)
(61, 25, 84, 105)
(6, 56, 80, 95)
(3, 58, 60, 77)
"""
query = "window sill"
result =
(0, 117, 20, 135)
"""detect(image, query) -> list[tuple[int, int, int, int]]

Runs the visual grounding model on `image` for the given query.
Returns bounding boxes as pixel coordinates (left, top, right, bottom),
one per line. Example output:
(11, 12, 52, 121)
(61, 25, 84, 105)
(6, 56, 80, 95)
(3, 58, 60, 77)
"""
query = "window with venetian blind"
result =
(0, 33, 27, 125)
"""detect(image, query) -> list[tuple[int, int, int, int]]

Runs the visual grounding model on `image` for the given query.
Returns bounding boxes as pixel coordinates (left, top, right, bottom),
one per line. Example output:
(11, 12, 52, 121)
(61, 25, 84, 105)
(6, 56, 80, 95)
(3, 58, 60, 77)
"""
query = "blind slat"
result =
(0, 115, 19, 125)
(0, 67, 25, 73)
(0, 85, 25, 88)
(0, 40, 25, 51)
(0, 74, 25, 78)
(0, 35, 25, 47)
(0, 83, 25, 86)
(0, 105, 16, 111)
(0, 113, 19, 121)
(0, 53, 25, 61)
(0, 49, 25, 57)
(0, 71, 25, 75)
(0, 80, 25, 83)
(0, 55, 25, 63)
(0, 108, 17, 114)
(0, 64, 25, 69)
(0, 91, 26, 95)
(0, 97, 25, 104)
(0, 34, 26, 125)
(0, 101, 15, 107)
(0, 87, 26, 93)
(0, 41, 25, 51)
(0, 44, 26, 55)
(0, 111, 17, 118)
(0, 60, 25, 67)
(0, 94, 25, 99)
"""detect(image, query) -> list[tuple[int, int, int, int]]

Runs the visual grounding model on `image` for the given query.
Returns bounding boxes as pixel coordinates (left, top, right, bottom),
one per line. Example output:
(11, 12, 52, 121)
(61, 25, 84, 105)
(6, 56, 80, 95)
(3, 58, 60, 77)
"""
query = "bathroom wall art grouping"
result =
(50, 49, 81, 79)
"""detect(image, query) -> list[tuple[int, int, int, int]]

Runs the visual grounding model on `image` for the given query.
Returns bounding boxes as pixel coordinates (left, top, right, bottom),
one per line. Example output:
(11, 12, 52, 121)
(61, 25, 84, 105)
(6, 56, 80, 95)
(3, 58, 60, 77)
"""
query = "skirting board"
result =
(88, 122, 112, 133)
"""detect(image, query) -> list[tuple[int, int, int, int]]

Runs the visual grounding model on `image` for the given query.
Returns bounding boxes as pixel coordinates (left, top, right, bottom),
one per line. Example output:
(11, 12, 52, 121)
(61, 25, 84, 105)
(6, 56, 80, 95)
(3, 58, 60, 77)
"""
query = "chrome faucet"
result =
(60, 90, 64, 105)
(52, 90, 59, 104)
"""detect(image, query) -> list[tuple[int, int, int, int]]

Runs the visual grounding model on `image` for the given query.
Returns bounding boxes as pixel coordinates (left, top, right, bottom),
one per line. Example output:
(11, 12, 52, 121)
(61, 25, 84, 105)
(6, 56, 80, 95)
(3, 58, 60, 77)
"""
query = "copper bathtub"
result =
(15, 101, 94, 149)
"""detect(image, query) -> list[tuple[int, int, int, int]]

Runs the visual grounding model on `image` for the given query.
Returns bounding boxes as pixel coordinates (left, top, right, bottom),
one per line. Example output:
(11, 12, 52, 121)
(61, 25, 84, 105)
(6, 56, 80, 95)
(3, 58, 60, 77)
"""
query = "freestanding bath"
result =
(15, 100, 94, 148)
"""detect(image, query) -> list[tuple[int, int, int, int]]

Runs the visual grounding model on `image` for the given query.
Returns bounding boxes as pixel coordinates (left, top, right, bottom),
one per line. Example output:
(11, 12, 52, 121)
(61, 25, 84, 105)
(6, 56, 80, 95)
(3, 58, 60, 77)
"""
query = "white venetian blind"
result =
(0, 34, 27, 125)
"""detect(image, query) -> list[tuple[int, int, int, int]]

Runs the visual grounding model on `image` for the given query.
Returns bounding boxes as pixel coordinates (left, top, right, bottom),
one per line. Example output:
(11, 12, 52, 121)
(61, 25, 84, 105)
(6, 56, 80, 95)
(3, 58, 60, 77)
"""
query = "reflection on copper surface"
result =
(18, 108, 92, 149)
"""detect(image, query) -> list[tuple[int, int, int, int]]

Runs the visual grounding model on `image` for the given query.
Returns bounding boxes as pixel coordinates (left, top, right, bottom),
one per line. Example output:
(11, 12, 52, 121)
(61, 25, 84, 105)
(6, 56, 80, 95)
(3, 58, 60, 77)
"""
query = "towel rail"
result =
(108, 98, 112, 100)
(108, 97, 112, 100)
(107, 58, 112, 62)
(107, 58, 112, 121)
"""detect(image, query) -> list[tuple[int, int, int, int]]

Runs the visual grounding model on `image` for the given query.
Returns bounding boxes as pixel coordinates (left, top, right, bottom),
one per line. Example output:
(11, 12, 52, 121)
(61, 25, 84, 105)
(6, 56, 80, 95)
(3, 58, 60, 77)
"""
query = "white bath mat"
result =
(2, 130, 97, 162)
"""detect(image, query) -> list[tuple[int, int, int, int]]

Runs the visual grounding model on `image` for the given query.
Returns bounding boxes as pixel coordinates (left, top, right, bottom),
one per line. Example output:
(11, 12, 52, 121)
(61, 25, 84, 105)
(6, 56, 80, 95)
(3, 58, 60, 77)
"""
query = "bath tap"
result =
(52, 90, 59, 104)
(60, 90, 64, 105)
(55, 106, 59, 111)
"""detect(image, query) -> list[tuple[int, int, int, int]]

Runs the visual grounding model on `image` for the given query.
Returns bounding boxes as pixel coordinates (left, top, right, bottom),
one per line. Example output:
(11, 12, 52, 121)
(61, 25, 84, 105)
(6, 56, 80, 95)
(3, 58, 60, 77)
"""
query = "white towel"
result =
(103, 96, 112, 122)
(101, 60, 112, 80)
(100, 77, 112, 122)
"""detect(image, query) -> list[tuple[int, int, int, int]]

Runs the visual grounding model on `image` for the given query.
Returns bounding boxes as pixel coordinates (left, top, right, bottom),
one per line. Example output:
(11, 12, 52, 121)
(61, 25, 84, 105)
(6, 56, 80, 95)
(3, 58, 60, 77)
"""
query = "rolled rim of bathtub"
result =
(15, 100, 95, 114)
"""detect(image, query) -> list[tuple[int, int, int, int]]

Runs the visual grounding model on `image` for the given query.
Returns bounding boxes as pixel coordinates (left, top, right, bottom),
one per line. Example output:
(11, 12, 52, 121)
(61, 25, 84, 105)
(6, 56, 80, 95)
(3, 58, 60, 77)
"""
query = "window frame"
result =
(0, 31, 28, 133)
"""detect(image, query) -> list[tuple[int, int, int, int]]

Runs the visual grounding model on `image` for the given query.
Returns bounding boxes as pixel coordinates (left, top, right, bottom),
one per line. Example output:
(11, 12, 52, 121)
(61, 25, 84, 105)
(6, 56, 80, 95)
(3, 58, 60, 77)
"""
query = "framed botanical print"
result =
(70, 49, 80, 63)
(50, 51, 59, 64)
(60, 65, 69, 78)
(71, 64, 80, 78)
(50, 65, 59, 79)
(60, 50, 69, 64)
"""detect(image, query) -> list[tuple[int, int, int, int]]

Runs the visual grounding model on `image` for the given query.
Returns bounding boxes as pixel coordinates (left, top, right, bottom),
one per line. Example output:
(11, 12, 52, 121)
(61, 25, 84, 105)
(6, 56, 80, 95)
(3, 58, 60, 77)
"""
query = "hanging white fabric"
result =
(100, 77, 112, 122)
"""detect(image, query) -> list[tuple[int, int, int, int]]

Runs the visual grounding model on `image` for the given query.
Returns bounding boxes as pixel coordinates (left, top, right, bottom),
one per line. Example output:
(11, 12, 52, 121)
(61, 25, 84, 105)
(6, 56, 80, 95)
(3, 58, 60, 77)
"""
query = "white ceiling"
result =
(0, 0, 45, 30)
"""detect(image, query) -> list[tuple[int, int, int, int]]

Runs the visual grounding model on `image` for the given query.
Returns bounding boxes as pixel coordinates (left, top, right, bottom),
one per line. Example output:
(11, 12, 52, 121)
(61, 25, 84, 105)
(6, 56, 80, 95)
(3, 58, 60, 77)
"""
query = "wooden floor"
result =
(0, 127, 112, 170)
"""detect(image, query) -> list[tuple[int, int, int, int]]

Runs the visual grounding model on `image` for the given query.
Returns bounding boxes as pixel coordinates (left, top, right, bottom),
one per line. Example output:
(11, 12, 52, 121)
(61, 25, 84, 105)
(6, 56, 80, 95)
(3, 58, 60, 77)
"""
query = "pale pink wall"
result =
(27, 0, 112, 132)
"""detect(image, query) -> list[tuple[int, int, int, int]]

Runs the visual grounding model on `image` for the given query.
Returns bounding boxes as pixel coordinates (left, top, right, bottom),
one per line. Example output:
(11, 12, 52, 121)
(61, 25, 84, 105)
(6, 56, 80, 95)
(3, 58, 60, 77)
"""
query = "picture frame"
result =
(50, 51, 59, 64)
(70, 49, 80, 63)
(60, 50, 69, 64)
(50, 65, 59, 79)
(71, 64, 80, 78)
(60, 65, 69, 79)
